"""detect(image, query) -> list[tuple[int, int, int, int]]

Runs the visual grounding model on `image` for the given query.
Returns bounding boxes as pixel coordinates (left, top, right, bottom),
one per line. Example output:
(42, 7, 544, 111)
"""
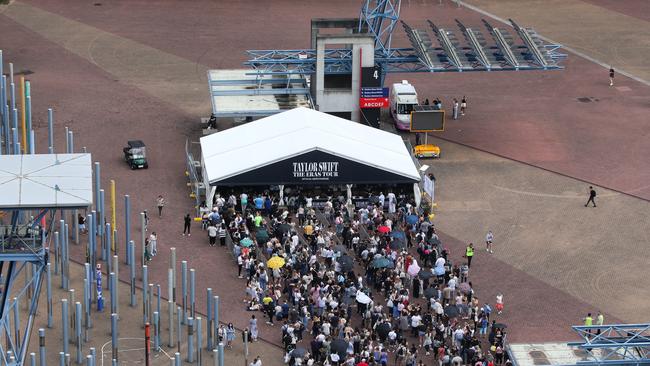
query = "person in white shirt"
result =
(387, 192, 396, 213)
(378, 192, 385, 209)
(486, 230, 494, 253)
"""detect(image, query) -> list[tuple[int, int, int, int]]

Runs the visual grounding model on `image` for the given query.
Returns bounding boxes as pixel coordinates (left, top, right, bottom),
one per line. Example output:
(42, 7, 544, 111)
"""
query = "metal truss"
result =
(568, 324, 650, 366)
(0, 209, 49, 366)
(358, 0, 402, 57)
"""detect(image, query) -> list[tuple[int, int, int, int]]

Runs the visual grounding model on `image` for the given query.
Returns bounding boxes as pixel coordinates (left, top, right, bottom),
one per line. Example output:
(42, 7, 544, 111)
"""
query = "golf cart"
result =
(123, 140, 148, 169)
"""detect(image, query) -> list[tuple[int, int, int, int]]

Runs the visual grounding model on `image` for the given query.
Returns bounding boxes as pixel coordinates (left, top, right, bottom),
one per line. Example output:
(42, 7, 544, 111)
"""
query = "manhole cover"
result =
(577, 97, 592, 103)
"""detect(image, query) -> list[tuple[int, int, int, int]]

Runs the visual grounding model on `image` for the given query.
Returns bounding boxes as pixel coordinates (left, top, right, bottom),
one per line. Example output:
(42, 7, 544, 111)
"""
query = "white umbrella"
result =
(407, 260, 421, 277)
(355, 290, 372, 305)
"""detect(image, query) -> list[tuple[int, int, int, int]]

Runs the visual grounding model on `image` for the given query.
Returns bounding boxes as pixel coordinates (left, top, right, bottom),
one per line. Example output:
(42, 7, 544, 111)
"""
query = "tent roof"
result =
(200, 107, 420, 185)
(0, 153, 93, 209)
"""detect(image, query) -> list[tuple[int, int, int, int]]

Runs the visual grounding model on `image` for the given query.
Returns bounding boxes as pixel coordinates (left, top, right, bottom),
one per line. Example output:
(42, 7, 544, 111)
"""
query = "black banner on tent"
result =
(214, 150, 417, 186)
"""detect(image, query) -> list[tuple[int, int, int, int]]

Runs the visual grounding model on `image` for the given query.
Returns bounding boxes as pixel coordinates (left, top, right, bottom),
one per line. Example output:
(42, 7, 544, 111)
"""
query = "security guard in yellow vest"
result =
(465, 243, 475, 268)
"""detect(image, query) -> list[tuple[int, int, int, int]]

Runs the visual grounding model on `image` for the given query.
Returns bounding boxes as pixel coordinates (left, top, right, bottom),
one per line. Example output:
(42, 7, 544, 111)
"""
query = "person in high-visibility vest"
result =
(465, 243, 475, 268)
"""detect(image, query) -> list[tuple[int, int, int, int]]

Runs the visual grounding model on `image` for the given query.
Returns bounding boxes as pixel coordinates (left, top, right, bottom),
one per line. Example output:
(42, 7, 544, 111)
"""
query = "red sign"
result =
(359, 97, 389, 109)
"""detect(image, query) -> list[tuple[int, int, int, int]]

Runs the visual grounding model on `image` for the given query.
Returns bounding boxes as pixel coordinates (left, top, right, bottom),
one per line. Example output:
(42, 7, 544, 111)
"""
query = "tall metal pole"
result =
(47, 108, 54, 153)
(153, 311, 160, 352)
(38, 328, 46, 366)
(196, 316, 203, 366)
(129, 241, 136, 306)
(142, 265, 148, 325)
(206, 288, 213, 350)
(213, 296, 220, 348)
(141, 212, 146, 266)
(112, 255, 119, 315)
(144, 323, 151, 366)
(168, 300, 174, 348)
(111, 314, 118, 362)
(46, 263, 52, 328)
(109, 273, 117, 315)
(68, 130, 74, 153)
(124, 195, 131, 262)
(110, 180, 116, 253)
(170, 247, 176, 303)
(75, 302, 83, 364)
(218, 343, 224, 366)
(181, 261, 187, 324)
(105, 223, 112, 271)
(100, 190, 106, 261)
(187, 317, 195, 363)
(61, 299, 69, 354)
(20, 76, 25, 152)
(190, 268, 196, 318)
(176, 306, 182, 354)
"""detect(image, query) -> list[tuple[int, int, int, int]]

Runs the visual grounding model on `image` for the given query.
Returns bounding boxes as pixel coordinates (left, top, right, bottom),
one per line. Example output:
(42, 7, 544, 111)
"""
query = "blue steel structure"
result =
(568, 324, 650, 366)
(0, 209, 51, 366)
(244, 0, 566, 77)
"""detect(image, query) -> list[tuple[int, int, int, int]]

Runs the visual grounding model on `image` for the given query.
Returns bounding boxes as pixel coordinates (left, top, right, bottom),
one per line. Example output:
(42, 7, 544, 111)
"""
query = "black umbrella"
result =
(338, 255, 354, 272)
(444, 305, 460, 318)
(418, 270, 434, 280)
(493, 323, 507, 329)
(376, 322, 391, 339)
(334, 245, 347, 253)
(330, 339, 348, 358)
(255, 229, 269, 242)
(278, 224, 291, 233)
(291, 347, 307, 358)
(389, 238, 406, 250)
(423, 287, 437, 299)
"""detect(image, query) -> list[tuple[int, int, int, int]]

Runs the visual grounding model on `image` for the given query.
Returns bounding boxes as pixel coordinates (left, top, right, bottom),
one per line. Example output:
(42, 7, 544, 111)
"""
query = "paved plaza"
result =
(1, 0, 649, 363)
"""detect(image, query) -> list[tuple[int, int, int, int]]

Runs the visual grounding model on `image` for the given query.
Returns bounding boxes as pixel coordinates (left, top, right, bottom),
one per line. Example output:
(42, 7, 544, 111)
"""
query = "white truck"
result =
(389, 80, 419, 131)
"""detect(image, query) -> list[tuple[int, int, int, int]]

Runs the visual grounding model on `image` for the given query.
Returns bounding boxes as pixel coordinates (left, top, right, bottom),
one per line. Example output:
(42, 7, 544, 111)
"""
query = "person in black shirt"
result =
(183, 214, 192, 236)
(585, 186, 597, 207)
(609, 67, 615, 86)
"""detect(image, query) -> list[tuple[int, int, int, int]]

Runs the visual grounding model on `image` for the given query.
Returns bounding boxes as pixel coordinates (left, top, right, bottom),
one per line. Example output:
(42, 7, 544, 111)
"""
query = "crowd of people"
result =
(203, 190, 509, 366)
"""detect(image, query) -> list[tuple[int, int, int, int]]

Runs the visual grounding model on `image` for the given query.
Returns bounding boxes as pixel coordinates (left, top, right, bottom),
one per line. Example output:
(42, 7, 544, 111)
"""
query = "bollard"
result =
(187, 317, 194, 363)
(181, 261, 187, 324)
(59, 352, 65, 366)
(148, 284, 154, 327)
(38, 328, 46, 366)
(30, 353, 36, 366)
(190, 269, 196, 318)
(89, 348, 96, 366)
(175, 353, 181, 366)
(61, 299, 69, 354)
(213, 349, 218, 366)
(105, 224, 112, 270)
(156, 284, 161, 316)
(167, 268, 174, 306)
(68, 289, 75, 343)
(100, 190, 106, 261)
(206, 288, 213, 350)
(111, 313, 118, 361)
(47, 263, 53, 328)
(75, 302, 82, 364)
(86, 355, 92, 366)
(54, 231, 60, 276)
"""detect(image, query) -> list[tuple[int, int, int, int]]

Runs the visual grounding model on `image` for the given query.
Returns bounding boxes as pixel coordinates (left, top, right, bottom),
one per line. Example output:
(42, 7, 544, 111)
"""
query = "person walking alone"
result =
(156, 195, 165, 218)
(183, 213, 192, 236)
(609, 67, 615, 86)
(460, 96, 467, 116)
(452, 98, 459, 120)
(465, 243, 475, 268)
(486, 230, 494, 253)
(585, 186, 597, 207)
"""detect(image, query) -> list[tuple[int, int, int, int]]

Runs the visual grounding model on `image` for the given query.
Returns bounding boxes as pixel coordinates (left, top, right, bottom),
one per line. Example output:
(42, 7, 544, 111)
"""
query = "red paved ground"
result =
(583, 0, 650, 22)
(0, 0, 639, 346)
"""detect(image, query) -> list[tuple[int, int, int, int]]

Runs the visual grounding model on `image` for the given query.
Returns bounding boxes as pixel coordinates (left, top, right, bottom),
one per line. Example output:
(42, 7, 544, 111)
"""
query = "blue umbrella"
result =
(390, 231, 406, 239)
(405, 215, 419, 225)
(371, 257, 394, 269)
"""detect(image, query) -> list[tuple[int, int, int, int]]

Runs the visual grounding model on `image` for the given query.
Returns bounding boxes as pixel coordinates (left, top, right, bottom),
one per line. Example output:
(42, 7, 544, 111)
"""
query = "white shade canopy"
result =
(200, 107, 420, 186)
(0, 154, 93, 209)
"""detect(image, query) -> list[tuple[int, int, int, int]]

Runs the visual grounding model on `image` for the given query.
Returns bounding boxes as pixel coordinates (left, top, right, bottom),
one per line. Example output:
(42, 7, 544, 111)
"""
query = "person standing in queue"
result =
(465, 243, 475, 268)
